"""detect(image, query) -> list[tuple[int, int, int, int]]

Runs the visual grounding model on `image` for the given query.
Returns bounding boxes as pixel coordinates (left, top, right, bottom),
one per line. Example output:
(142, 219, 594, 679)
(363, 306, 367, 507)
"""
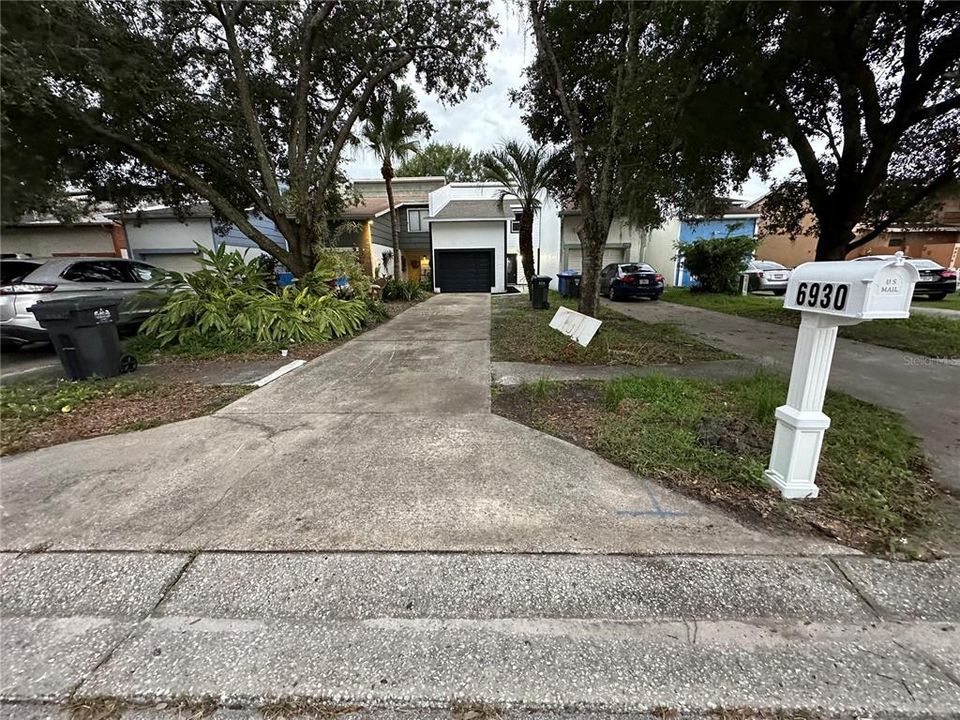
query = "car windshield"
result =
(619, 264, 653, 273)
(0, 260, 43, 284)
(756, 261, 786, 270)
(908, 260, 941, 270)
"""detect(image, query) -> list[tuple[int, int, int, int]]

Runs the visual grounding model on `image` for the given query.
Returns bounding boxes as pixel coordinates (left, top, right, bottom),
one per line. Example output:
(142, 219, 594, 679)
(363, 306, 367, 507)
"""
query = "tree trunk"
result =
(815, 219, 856, 260)
(519, 209, 536, 285)
(382, 162, 402, 279)
(577, 224, 604, 318)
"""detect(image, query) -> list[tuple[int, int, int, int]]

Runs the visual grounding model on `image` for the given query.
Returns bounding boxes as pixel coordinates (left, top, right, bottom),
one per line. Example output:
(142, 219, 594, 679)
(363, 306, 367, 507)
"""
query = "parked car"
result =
(0, 257, 170, 349)
(743, 260, 791, 295)
(850, 255, 957, 300)
(600, 263, 665, 301)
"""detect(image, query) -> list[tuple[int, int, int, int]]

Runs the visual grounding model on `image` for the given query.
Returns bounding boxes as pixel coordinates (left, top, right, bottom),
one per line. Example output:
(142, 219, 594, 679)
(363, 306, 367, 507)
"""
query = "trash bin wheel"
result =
(119, 354, 138, 374)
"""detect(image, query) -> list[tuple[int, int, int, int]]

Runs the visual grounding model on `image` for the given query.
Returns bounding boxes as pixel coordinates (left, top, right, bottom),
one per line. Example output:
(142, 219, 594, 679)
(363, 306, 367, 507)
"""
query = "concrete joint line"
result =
(827, 557, 884, 620)
(64, 554, 197, 701)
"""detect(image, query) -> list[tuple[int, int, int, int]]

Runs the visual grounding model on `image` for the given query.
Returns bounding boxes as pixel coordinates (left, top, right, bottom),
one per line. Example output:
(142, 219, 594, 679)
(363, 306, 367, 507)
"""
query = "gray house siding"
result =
(218, 213, 288, 250)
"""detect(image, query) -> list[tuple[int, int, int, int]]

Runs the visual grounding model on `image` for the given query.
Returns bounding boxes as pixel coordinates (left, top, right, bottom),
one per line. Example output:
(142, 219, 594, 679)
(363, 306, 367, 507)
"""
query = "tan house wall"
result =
(0, 225, 119, 257)
(751, 187, 960, 268)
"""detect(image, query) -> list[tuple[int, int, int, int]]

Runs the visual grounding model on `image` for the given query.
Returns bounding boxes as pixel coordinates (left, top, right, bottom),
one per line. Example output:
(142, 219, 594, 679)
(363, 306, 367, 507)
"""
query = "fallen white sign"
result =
(549, 306, 602, 347)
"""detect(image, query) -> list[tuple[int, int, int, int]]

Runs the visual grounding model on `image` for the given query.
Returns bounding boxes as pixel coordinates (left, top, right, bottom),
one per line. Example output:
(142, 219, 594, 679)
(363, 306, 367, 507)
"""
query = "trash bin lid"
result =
(557, 270, 581, 277)
(28, 296, 121, 321)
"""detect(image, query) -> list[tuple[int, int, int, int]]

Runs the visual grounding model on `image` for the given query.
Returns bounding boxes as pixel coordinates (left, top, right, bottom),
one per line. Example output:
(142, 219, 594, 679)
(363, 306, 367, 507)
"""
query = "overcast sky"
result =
(344, 0, 796, 203)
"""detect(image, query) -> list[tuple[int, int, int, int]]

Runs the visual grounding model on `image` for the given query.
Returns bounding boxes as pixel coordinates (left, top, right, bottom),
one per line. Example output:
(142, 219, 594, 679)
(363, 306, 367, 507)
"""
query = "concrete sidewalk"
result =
(605, 298, 960, 490)
(3, 551, 958, 717)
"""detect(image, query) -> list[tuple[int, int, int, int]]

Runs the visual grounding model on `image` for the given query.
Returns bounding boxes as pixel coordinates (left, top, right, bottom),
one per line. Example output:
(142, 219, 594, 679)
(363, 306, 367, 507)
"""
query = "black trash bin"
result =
(557, 270, 582, 298)
(29, 297, 137, 380)
(530, 275, 552, 310)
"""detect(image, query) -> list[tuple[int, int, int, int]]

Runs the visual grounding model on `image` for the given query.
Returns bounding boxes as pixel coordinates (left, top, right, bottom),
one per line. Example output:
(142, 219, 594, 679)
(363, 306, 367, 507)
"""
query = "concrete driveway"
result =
(0, 293, 841, 555)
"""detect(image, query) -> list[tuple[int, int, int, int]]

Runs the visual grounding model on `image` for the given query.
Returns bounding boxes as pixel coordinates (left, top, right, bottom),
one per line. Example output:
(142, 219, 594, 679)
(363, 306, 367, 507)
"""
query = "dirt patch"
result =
(695, 416, 770, 456)
(3, 383, 248, 456)
(494, 382, 605, 449)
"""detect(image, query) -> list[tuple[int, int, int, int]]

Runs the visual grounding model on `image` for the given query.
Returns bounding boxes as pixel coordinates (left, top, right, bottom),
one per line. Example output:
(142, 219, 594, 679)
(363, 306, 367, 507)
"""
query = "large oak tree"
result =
(654, 1, 960, 260)
(521, 1, 769, 316)
(0, 0, 495, 275)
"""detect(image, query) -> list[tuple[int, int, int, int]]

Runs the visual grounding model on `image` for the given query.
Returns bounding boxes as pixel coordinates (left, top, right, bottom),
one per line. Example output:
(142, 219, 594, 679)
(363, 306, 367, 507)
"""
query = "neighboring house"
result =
(336, 177, 445, 281)
(428, 182, 561, 293)
(750, 185, 960, 268)
(111, 204, 287, 273)
(561, 202, 760, 287)
(1, 209, 128, 258)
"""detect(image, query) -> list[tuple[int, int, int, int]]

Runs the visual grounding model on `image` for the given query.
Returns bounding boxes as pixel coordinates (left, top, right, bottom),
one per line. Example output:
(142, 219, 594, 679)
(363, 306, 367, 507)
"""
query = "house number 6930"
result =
(795, 282, 848, 311)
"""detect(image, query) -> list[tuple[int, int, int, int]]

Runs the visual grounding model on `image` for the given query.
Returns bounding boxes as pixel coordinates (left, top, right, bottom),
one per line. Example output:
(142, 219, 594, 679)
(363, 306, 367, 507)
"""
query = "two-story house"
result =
(427, 182, 562, 293)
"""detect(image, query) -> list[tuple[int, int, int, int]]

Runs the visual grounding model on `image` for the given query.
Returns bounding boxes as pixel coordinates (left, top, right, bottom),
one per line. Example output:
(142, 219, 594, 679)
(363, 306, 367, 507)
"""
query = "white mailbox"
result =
(784, 256, 919, 320)
(765, 253, 918, 499)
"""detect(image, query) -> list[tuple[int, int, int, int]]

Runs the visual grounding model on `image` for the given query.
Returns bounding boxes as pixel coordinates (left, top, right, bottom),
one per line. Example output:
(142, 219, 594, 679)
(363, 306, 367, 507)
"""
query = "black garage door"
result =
(434, 249, 494, 293)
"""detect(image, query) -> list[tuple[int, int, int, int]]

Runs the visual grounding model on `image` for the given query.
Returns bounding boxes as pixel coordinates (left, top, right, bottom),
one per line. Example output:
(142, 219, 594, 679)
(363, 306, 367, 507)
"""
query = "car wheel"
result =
(773, 289, 786, 296)
(927, 293, 947, 301)
(608, 284, 618, 301)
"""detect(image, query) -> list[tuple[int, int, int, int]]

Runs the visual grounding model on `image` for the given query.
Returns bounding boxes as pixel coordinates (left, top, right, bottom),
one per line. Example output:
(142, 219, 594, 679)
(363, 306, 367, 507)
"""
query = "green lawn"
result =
(491, 291, 726, 366)
(662, 287, 960, 358)
(913, 293, 960, 311)
(493, 372, 955, 556)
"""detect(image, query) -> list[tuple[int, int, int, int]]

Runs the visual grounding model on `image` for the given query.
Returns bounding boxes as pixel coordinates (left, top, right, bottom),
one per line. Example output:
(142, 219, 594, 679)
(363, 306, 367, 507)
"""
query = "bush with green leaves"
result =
(139, 245, 374, 353)
(678, 234, 759, 294)
(382, 278, 427, 301)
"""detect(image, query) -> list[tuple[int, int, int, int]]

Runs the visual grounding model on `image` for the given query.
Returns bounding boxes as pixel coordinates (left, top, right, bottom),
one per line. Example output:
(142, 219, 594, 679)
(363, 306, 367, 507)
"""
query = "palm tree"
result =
(363, 86, 430, 279)
(482, 140, 563, 286)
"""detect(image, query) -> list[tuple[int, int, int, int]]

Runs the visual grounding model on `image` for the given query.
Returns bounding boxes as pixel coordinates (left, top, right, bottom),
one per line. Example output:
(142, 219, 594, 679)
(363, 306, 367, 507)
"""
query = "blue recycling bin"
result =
(277, 272, 295, 287)
(557, 270, 582, 298)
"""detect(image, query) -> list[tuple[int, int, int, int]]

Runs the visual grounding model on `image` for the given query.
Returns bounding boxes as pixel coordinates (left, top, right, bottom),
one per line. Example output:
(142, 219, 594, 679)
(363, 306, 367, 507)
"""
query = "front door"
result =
(506, 254, 518, 285)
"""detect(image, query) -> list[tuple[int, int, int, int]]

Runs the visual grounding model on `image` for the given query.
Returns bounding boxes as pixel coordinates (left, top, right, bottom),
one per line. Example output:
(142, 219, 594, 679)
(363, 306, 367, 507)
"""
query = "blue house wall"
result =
(675, 217, 758, 287)
(216, 213, 288, 252)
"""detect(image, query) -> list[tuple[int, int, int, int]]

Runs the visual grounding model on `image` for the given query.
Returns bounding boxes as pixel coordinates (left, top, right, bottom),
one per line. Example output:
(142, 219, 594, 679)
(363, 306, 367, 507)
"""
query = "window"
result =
(61, 261, 129, 283)
(888, 237, 905, 247)
(510, 211, 523, 234)
(0, 260, 42, 284)
(407, 208, 428, 233)
(126, 262, 169, 283)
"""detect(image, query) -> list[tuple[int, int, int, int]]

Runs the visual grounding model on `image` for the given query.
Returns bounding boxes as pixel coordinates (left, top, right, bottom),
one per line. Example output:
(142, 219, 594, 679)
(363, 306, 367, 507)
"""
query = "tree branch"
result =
(210, 0, 295, 240)
(74, 110, 295, 267)
(846, 167, 958, 252)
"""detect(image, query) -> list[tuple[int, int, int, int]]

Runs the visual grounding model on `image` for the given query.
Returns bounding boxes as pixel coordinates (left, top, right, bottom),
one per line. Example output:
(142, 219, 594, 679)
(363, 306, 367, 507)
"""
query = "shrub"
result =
(138, 245, 373, 353)
(679, 234, 759, 294)
(382, 278, 426, 301)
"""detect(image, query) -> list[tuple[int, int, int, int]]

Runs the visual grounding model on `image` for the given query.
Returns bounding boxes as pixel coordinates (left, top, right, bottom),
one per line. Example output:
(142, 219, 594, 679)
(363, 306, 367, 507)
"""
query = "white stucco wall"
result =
(125, 218, 216, 255)
(644, 218, 681, 285)
(431, 221, 505, 293)
(560, 215, 656, 273)
(371, 242, 395, 277)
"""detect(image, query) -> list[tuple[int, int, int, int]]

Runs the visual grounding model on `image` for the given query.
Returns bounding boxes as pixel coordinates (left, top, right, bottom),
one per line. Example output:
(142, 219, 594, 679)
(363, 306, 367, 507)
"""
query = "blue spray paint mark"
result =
(617, 481, 689, 519)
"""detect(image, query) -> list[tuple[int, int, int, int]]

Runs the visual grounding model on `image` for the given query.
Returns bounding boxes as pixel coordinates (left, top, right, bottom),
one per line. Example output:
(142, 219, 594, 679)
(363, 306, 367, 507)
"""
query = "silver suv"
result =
(0, 257, 169, 349)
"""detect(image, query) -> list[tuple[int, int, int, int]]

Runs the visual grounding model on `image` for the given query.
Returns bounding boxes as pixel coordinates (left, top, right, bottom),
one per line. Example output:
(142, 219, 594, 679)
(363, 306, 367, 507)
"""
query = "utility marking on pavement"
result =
(617, 509, 689, 518)
(253, 360, 306, 387)
(617, 481, 690, 519)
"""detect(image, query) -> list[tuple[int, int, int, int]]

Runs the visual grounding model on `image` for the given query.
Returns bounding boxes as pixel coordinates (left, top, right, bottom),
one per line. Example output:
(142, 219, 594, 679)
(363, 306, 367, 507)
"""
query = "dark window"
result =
(1, 260, 42, 284)
(61, 261, 129, 283)
(407, 208, 428, 233)
(888, 237, 904, 247)
(127, 262, 168, 283)
(510, 211, 523, 234)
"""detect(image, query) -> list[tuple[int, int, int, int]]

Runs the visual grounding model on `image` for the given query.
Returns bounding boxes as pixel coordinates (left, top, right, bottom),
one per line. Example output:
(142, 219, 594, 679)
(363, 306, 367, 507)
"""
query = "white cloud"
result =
(344, 0, 532, 179)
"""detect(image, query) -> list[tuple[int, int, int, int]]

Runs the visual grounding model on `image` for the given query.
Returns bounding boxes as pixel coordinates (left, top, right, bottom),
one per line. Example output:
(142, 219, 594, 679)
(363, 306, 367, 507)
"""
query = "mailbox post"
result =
(765, 252, 919, 499)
